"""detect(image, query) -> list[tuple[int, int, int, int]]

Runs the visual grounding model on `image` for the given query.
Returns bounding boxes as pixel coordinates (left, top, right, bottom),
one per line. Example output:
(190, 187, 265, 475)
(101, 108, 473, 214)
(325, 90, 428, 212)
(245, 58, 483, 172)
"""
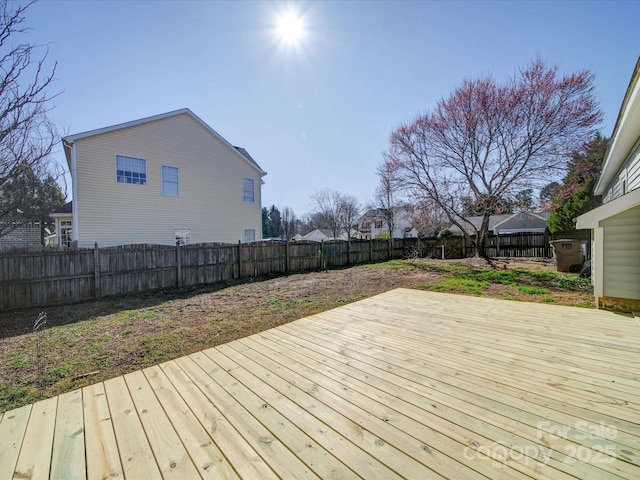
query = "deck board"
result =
(2, 288, 640, 479)
(14, 397, 57, 480)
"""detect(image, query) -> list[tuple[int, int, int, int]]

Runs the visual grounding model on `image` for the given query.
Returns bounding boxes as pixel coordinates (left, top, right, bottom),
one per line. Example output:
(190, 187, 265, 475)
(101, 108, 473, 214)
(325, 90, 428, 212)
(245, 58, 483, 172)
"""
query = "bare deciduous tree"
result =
(281, 206, 297, 240)
(309, 189, 360, 241)
(309, 189, 343, 240)
(383, 59, 601, 256)
(0, 1, 61, 236)
(374, 161, 396, 239)
(338, 193, 360, 239)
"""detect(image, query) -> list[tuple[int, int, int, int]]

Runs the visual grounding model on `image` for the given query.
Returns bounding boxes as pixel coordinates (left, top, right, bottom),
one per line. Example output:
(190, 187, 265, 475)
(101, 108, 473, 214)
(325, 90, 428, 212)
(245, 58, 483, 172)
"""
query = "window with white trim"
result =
(162, 166, 179, 196)
(243, 178, 255, 203)
(175, 228, 191, 246)
(60, 220, 72, 247)
(116, 155, 147, 185)
(244, 229, 255, 243)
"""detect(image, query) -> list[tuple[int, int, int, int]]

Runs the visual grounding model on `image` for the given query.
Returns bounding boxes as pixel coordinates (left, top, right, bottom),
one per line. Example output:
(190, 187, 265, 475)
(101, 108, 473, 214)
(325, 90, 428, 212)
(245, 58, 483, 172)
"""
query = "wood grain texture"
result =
(2, 289, 639, 479)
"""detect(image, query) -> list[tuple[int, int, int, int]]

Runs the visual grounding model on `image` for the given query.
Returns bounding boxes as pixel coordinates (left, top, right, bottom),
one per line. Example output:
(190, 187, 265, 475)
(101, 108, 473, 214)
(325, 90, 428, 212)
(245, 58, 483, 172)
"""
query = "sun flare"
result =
(275, 11, 305, 45)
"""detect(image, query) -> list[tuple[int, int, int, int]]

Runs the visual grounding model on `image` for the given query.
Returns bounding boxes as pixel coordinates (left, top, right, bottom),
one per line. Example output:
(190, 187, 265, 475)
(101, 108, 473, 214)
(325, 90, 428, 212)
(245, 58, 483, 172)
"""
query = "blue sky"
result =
(26, 0, 640, 217)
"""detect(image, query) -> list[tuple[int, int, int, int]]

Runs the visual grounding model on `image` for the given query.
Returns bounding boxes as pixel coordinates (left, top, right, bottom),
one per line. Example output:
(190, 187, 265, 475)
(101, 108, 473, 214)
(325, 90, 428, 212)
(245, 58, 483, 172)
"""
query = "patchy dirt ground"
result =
(0, 257, 593, 412)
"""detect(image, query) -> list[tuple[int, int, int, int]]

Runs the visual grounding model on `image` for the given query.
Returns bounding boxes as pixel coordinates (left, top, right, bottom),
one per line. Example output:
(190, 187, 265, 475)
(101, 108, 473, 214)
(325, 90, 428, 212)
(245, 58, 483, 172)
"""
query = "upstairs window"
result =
(374, 220, 383, 229)
(162, 166, 179, 196)
(243, 178, 255, 203)
(116, 155, 147, 185)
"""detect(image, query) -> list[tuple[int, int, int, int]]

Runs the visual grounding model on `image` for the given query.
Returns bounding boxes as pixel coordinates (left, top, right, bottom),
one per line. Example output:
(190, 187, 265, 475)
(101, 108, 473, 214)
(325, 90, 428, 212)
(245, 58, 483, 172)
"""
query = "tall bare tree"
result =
(384, 59, 601, 256)
(374, 161, 396, 239)
(309, 189, 344, 239)
(309, 189, 360, 241)
(281, 206, 297, 240)
(0, 1, 60, 236)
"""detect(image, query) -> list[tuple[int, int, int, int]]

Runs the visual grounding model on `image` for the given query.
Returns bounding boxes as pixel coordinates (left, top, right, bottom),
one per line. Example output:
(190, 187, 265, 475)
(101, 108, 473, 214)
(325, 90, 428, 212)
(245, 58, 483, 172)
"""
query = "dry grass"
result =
(0, 257, 593, 413)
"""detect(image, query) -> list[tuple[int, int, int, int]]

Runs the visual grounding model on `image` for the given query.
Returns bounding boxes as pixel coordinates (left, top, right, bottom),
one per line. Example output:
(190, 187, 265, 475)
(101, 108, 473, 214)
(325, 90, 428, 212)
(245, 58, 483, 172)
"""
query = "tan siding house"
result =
(62, 109, 266, 248)
(577, 57, 640, 312)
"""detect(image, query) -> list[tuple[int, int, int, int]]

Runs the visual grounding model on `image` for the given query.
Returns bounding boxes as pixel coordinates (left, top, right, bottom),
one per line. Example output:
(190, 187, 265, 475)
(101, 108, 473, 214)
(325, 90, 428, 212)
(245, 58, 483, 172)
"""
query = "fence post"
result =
(237, 240, 242, 278)
(544, 230, 550, 257)
(93, 242, 101, 298)
(176, 243, 182, 287)
(285, 241, 290, 273)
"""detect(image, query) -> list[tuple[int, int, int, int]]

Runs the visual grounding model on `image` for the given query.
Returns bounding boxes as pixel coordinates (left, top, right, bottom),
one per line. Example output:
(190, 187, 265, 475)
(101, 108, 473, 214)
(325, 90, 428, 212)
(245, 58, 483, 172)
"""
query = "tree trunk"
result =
(477, 214, 491, 258)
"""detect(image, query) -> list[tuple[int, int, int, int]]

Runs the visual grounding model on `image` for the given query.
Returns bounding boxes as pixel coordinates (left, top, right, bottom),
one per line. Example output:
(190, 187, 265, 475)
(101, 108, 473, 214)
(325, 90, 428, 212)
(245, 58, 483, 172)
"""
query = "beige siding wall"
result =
(74, 113, 262, 248)
(601, 204, 640, 300)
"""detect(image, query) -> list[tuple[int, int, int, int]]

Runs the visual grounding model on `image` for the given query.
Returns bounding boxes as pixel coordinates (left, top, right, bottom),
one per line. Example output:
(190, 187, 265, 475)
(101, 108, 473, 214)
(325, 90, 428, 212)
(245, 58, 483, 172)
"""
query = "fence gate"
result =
(441, 236, 465, 259)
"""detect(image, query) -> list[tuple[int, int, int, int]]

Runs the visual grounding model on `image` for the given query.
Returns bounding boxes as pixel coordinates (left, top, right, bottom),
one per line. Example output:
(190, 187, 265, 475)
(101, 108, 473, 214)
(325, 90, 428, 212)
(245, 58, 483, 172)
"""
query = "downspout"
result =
(64, 139, 80, 246)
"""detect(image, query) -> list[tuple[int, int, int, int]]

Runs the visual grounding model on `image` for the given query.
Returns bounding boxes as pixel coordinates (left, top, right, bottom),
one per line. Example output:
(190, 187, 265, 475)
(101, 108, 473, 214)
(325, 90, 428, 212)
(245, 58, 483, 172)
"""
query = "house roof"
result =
(576, 187, 640, 228)
(297, 229, 329, 242)
(358, 206, 413, 224)
(450, 211, 548, 235)
(359, 208, 390, 222)
(594, 56, 640, 195)
(449, 214, 511, 234)
(50, 201, 73, 217)
(62, 108, 266, 176)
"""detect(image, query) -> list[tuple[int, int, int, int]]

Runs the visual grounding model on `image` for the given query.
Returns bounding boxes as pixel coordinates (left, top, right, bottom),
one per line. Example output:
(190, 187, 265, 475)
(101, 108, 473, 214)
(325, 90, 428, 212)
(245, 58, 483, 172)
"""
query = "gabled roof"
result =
(62, 108, 266, 175)
(50, 201, 73, 216)
(450, 211, 548, 235)
(450, 214, 511, 234)
(492, 211, 548, 230)
(594, 56, 640, 195)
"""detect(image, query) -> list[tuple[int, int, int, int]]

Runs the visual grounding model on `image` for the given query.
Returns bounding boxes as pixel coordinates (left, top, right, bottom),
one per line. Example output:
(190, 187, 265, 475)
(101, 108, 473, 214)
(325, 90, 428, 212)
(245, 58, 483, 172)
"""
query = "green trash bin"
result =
(549, 239, 585, 272)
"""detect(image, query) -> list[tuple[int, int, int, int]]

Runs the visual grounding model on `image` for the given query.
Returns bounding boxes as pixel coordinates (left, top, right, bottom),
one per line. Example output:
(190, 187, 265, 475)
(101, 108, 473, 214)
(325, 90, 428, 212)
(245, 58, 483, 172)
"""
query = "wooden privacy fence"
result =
(0, 231, 590, 310)
(0, 239, 405, 310)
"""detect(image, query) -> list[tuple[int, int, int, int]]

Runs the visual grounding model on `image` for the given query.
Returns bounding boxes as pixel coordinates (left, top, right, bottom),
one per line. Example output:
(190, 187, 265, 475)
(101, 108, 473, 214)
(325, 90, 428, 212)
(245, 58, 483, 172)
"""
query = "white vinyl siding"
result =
(601, 204, 640, 300)
(627, 143, 640, 192)
(73, 113, 262, 247)
(162, 166, 179, 196)
(603, 143, 640, 203)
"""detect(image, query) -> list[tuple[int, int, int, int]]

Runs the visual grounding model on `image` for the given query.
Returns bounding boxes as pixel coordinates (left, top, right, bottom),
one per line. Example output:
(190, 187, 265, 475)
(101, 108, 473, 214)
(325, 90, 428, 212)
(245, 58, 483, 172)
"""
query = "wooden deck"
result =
(1, 288, 639, 479)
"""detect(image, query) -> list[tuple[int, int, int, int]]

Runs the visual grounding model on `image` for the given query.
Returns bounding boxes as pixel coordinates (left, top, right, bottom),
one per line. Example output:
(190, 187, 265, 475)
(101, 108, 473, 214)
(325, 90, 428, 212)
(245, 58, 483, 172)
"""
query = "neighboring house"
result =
(60, 109, 266, 248)
(357, 207, 419, 239)
(50, 201, 73, 247)
(0, 221, 43, 250)
(297, 229, 332, 242)
(336, 228, 360, 241)
(292, 228, 358, 242)
(448, 211, 548, 236)
(576, 57, 640, 312)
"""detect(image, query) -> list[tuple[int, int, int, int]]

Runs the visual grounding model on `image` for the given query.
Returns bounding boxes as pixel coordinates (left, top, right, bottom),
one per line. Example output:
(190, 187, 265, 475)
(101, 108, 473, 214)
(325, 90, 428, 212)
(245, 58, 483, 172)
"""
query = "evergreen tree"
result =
(547, 134, 608, 232)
